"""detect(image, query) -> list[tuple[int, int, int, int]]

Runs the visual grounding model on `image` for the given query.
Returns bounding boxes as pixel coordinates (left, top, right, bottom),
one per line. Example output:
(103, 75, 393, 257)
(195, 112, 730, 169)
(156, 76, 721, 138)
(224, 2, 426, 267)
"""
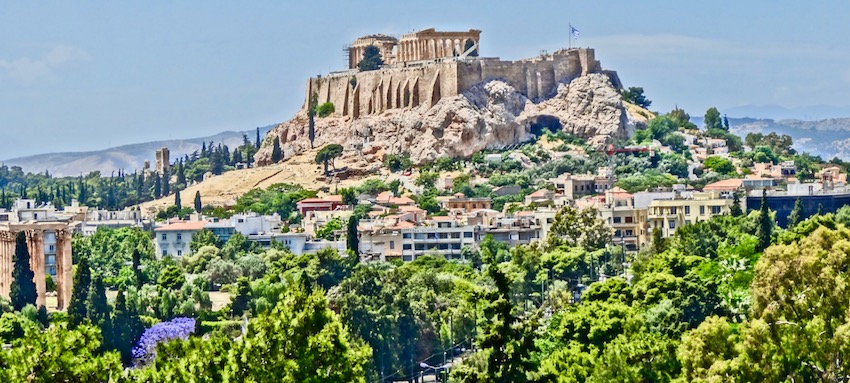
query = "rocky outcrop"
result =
(256, 73, 642, 168)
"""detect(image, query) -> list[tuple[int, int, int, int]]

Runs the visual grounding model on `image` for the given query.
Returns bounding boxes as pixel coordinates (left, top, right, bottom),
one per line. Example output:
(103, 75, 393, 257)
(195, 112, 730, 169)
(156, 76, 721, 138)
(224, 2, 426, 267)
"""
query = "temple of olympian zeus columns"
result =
(0, 223, 73, 309)
(348, 28, 481, 69)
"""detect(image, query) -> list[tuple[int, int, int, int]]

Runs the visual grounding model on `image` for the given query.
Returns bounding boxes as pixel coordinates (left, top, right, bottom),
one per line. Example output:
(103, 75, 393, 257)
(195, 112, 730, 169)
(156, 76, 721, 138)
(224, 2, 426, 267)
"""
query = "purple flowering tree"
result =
(132, 317, 196, 366)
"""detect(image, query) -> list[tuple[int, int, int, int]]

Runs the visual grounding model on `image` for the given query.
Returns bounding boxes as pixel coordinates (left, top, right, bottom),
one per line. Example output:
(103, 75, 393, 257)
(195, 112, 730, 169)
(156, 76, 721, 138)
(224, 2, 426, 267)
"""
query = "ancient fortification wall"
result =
(306, 47, 611, 119)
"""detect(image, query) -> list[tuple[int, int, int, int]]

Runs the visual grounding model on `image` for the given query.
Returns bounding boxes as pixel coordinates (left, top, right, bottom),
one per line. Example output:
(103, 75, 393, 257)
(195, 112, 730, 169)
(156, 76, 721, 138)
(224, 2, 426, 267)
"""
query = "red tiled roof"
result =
(704, 179, 742, 191)
(156, 221, 207, 231)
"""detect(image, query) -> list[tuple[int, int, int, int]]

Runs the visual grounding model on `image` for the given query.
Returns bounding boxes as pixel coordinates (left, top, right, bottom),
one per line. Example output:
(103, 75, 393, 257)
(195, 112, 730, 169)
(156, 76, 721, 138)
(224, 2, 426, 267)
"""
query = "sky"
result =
(1, 1, 849, 159)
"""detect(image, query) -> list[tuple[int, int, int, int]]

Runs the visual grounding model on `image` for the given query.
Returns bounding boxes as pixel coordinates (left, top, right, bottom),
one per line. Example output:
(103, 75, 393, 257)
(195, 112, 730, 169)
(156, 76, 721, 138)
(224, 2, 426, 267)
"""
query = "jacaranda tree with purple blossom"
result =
(132, 317, 196, 366)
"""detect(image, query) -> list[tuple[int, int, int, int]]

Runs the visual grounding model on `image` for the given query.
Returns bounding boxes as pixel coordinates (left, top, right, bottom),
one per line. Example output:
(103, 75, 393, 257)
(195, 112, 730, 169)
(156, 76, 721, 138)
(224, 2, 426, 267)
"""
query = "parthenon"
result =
(0, 211, 73, 309)
(348, 28, 481, 69)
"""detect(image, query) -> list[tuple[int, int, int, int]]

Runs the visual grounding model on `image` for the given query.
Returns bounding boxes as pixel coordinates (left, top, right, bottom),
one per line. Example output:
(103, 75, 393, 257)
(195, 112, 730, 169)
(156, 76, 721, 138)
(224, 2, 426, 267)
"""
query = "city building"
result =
(442, 194, 492, 212)
(296, 195, 344, 215)
(154, 221, 207, 257)
(647, 191, 735, 238)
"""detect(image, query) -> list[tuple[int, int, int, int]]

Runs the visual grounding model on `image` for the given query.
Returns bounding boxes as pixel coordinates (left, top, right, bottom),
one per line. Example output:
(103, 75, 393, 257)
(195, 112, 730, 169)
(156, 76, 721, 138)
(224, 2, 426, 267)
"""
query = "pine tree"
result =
(194, 191, 202, 213)
(756, 189, 774, 252)
(730, 192, 743, 217)
(175, 190, 182, 211)
(787, 198, 803, 228)
(232, 277, 251, 316)
(68, 255, 92, 328)
(346, 215, 360, 257)
(10, 231, 37, 311)
(271, 136, 283, 163)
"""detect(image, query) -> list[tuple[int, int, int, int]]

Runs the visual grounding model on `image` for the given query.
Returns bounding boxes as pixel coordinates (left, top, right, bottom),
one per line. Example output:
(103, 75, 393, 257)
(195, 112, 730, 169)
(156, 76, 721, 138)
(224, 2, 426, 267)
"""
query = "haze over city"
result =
(1, 1, 848, 158)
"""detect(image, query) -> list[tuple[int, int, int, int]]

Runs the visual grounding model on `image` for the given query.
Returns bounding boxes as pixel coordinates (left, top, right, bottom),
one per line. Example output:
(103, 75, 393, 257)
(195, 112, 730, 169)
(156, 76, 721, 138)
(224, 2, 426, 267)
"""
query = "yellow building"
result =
(647, 191, 734, 238)
(598, 188, 649, 251)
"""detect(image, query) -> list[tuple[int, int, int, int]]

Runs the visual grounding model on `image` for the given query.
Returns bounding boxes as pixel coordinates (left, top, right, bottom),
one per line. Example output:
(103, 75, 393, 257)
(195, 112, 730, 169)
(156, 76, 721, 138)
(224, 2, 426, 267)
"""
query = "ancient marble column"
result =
(55, 229, 72, 310)
(0, 231, 14, 300)
(26, 230, 46, 308)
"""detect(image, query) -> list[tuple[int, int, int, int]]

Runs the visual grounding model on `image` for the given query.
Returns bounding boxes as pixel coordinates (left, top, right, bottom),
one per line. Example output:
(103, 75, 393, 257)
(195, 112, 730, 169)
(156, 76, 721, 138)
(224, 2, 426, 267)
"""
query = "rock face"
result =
(255, 73, 642, 168)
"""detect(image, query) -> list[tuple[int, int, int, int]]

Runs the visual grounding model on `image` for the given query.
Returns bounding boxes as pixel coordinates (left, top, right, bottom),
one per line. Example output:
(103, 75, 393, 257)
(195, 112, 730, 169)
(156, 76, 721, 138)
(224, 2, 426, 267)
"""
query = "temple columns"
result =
(0, 232, 14, 299)
(55, 229, 72, 310)
(26, 230, 46, 308)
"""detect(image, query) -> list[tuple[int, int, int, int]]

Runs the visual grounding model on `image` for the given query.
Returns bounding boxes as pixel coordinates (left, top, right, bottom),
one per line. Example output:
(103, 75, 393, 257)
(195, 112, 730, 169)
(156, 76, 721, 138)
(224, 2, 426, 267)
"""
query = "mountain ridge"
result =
(4, 126, 275, 177)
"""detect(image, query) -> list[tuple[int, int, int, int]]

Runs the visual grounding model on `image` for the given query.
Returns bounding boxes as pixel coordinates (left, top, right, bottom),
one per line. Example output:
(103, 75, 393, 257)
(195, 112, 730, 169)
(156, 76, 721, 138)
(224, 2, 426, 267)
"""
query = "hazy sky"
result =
(1, 1, 849, 158)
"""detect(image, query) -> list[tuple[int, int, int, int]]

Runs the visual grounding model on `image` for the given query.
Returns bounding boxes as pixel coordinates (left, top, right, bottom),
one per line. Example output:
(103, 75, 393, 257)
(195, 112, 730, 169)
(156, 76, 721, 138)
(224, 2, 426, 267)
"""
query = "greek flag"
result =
(570, 25, 580, 39)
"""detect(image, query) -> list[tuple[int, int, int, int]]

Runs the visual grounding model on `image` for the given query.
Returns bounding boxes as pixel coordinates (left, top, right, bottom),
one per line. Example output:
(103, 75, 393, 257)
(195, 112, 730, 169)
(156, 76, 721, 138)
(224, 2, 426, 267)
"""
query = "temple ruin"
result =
(0, 224, 73, 309)
(0, 200, 73, 309)
(314, 28, 619, 119)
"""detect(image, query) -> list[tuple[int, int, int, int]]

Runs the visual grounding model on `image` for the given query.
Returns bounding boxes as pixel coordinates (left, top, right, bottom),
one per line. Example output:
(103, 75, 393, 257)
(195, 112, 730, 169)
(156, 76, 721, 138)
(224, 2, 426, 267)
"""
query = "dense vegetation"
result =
(3, 195, 850, 381)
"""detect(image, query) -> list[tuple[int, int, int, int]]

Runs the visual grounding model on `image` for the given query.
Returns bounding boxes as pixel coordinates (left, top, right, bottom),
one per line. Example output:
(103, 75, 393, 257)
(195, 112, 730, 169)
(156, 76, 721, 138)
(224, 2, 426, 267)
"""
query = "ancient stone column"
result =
(0, 231, 14, 300)
(26, 230, 46, 308)
(55, 229, 72, 310)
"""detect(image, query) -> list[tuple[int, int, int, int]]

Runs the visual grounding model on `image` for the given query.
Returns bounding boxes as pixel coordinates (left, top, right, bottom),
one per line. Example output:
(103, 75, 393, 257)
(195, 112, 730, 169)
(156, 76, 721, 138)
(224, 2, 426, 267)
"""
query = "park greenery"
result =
(2, 196, 850, 381)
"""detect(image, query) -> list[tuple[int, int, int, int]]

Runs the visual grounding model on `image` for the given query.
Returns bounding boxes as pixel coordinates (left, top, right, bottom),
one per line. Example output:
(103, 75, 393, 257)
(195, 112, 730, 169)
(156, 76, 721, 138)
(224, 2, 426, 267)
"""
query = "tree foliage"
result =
(10, 231, 36, 311)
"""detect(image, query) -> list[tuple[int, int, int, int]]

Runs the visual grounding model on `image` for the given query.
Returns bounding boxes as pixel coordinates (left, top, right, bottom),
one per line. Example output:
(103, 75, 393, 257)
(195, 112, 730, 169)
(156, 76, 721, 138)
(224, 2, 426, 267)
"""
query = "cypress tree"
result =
(194, 191, 202, 213)
(86, 274, 111, 344)
(308, 93, 317, 149)
(111, 287, 144, 365)
(175, 189, 182, 211)
(255, 127, 261, 149)
(153, 174, 162, 199)
(271, 136, 282, 163)
(787, 198, 803, 228)
(346, 215, 360, 257)
(176, 160, 186, 186)
(10, 231, 37, 311)
(756, 189, 773, 252)
(68, 255, 92, 328)
(730, 192, 743, 217)
(162, 168, 170, 196)
(132, 248, 144, 288)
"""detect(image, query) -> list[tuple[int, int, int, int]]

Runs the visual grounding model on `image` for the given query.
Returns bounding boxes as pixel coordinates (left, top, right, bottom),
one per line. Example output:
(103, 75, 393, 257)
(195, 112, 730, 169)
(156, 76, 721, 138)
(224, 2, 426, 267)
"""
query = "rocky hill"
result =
(4, 126, 274, 177)
(255, 73, 647, 170)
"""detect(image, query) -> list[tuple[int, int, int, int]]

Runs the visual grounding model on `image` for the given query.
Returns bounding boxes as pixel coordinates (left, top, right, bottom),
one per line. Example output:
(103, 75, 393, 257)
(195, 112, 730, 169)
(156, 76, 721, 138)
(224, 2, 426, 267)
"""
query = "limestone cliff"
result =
(255, 73, 642, 168)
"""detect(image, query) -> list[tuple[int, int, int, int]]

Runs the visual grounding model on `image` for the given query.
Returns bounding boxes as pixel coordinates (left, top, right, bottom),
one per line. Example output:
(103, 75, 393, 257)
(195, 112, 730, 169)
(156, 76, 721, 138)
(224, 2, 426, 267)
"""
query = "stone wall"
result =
(308, 48, 609, 119)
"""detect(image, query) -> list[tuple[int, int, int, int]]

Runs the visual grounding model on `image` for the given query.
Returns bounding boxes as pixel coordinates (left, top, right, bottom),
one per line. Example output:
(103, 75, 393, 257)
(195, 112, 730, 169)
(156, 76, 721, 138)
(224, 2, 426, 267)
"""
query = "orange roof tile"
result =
(703, 179, 743, 191)
(156, 221, 207, 231)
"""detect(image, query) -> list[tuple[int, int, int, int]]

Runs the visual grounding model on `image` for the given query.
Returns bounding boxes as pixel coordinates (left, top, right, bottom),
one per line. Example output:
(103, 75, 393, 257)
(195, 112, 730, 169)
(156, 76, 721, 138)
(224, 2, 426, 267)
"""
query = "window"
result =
(403, 244, 412, 250)
(614, 230, 622, 237)
(711, 206, 722, 214)
(161, 250, 168, 257)
(177, 250, 183, 256)
(177, 233, 183, 241)
(161, 233, 167, 240)
(613, 217, 622, 224)
(670, 207, 677, 215)
(403, 233, 412, 239)
(463, 232, 473, 238)
(625, 230, 634, 237)
(389, 241, 395, 250)
(48, 245, 55, 252)
(685, 206, 691, 215)
(669, 220, 676, 229)
(700, 206, 705, 215)
(625, 216, 633, 223)
(451, 232, 460, 239)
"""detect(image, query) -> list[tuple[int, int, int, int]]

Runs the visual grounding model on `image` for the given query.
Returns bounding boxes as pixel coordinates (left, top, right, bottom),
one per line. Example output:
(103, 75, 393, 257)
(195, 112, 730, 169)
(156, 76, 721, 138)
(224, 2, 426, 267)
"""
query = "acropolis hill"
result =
(256, 28, 646, 168)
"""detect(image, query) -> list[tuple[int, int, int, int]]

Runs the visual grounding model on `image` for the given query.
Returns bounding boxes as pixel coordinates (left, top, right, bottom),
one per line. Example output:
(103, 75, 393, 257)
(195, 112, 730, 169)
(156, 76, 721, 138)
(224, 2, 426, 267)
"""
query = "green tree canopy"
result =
(358, 45, 384, 71)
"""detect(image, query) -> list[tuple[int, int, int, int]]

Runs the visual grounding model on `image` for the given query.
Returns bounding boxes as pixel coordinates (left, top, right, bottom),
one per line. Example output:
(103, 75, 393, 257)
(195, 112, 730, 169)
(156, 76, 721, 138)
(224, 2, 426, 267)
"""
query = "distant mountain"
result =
(727, 117, 850, 160)
(723, 104, 850, 121)
(3, 126, 275, 177)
